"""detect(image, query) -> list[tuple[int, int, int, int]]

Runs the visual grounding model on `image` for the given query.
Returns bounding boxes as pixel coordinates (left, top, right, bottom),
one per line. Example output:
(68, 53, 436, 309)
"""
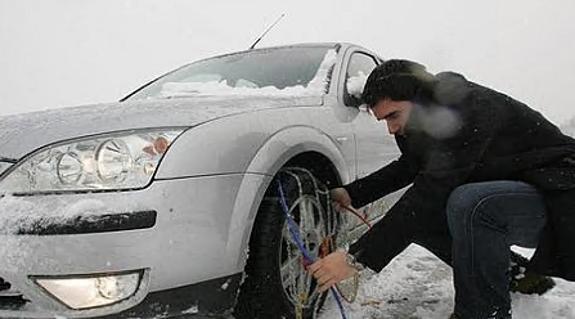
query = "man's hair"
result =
(362, 59, 437, 107)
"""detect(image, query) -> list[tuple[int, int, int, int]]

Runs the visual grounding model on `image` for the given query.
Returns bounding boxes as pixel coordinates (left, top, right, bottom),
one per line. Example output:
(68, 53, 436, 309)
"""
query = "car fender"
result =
(227, 125, 349, 269)
(154, 112, 270, 179)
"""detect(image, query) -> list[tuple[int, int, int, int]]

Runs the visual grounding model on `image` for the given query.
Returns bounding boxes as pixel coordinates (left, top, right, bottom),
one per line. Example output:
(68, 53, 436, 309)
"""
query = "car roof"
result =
(191, 42, 367, 65)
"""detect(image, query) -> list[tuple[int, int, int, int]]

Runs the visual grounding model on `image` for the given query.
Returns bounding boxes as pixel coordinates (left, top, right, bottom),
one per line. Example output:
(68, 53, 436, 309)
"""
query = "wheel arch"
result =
(227, 125, 350, 271)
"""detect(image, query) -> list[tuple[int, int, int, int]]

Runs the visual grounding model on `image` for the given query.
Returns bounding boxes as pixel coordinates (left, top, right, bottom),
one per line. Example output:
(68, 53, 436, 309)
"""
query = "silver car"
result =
(0, 43, 400, 318)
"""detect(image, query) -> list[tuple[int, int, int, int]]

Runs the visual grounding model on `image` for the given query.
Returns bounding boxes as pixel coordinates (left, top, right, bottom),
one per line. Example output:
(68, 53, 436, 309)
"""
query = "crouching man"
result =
(308, 59, 575, 319)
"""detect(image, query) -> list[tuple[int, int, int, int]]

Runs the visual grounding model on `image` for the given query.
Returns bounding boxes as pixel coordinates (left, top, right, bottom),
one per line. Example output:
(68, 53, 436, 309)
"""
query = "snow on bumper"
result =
(0, 173, 265, 318)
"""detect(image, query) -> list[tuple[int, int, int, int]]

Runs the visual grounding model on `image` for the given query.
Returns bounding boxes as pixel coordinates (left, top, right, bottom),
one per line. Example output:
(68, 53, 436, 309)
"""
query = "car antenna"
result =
(248, 13, 286, 50)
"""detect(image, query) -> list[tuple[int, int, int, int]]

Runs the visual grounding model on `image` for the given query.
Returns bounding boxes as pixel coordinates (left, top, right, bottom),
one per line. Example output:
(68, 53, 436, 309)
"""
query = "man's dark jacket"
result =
(345, 72, 575, 281)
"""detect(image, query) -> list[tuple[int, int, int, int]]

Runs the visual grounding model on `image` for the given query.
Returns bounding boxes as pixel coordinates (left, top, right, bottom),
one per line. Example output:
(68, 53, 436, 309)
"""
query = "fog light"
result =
(33, 270, 143, 310)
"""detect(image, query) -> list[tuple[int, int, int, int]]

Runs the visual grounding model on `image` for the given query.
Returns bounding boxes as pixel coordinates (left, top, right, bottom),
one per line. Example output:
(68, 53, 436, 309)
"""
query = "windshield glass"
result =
(124, 46, 338, 101)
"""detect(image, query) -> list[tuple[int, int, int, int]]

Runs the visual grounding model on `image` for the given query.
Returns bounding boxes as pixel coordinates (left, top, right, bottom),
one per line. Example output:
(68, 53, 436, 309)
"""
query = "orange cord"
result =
(339, 205, 373, 230)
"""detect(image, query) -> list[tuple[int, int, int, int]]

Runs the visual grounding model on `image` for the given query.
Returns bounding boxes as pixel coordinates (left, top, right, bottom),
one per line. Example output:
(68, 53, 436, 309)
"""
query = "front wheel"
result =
(234, 168, 341, 319)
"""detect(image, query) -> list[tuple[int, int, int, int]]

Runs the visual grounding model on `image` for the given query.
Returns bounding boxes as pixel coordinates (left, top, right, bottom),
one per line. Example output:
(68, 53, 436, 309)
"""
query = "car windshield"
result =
(124, 46, 338, 101)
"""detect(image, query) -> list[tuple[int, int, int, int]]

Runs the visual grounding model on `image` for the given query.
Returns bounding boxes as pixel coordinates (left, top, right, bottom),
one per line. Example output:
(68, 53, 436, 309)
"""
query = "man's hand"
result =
(307, 250, 357, 293)
(330, 187, 352, 211)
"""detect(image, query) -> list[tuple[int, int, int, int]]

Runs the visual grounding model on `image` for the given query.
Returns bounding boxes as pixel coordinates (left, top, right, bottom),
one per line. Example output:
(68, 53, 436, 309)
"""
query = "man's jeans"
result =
(446, 181, 547, 319)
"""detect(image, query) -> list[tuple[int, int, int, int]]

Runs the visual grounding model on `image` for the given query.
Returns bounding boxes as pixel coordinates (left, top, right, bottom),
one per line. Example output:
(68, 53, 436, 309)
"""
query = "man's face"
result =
(369, 98, 414, 135)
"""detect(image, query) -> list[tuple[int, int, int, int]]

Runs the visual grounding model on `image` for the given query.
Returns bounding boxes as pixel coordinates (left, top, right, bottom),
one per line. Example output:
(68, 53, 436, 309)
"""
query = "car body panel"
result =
(156, 106, 355, 179)
(0, 95, 322, 160)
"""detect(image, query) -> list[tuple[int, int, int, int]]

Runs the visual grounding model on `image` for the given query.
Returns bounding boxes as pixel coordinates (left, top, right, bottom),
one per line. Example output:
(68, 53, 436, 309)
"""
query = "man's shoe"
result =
(509, 252, 556, 295)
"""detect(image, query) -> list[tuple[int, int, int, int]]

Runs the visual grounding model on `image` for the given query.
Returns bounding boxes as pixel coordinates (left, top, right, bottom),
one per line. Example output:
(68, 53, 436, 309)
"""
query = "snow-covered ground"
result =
(319, 244, 575, 319)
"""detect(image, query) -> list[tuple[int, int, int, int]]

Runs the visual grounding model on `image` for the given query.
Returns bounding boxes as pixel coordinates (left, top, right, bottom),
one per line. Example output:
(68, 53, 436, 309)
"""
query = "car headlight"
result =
(33, 270, 144, 310)
(0, 128, 184, 193)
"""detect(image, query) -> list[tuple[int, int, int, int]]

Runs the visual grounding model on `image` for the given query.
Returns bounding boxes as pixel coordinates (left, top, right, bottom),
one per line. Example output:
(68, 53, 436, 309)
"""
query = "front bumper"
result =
(0, 173, 266, 318)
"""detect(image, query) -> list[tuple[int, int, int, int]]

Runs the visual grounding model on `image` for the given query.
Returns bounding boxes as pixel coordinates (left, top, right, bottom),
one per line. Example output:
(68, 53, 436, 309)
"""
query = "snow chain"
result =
(277, 168, 347, 319)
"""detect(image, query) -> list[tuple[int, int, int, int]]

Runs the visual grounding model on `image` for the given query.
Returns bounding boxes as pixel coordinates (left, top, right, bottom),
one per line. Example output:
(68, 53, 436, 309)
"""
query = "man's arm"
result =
(343, 137, 418, 209)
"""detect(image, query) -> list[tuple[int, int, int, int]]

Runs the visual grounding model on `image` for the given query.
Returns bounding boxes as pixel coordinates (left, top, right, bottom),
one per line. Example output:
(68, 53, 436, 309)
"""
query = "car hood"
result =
(0, 95, 322, 159)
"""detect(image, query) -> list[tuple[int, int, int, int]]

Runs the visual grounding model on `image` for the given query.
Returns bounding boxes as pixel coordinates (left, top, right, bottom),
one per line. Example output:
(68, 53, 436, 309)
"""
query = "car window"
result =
(125, 47, 338, 100)
(344, 52, 378, 106)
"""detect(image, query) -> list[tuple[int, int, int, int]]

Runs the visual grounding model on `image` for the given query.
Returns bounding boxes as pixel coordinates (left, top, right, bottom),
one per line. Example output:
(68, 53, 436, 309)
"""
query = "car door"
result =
(343, 50, 400, 179)
(340, 49, 402, 229)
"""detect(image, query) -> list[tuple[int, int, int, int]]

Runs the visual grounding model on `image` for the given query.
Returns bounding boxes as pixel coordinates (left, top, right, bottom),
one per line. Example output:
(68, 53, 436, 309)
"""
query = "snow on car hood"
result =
(0, 95, 322, 159)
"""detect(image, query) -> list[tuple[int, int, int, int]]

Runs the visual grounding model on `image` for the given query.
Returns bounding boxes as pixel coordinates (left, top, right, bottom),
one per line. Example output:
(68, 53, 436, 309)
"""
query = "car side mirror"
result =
(343, 90, 364, 108)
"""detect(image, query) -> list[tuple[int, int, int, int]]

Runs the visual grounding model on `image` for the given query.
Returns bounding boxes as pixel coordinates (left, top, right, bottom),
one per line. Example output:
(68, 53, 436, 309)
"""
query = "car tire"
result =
(233, 168, 340, 319)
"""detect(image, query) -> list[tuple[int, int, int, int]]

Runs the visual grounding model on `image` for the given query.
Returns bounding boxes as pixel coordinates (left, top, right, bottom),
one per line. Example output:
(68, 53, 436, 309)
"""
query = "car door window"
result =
(344, 52, 378, 106)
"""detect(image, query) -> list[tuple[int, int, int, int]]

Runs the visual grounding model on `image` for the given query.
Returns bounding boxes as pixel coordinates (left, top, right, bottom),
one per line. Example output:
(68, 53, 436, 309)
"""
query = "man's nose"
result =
(388, 124, 398, 135)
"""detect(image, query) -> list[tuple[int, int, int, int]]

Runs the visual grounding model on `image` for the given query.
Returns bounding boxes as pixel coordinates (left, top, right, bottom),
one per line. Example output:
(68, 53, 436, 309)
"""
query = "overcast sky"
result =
(1, 0, 574, 124)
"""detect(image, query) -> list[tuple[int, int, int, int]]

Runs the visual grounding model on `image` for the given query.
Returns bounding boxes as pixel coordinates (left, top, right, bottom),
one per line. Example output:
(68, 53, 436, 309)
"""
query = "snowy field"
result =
(318, 244, 575, 319)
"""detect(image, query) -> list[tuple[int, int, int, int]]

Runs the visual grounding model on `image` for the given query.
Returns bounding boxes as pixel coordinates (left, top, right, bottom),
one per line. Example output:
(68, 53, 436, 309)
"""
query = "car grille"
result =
(0, 277, 28, 310)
